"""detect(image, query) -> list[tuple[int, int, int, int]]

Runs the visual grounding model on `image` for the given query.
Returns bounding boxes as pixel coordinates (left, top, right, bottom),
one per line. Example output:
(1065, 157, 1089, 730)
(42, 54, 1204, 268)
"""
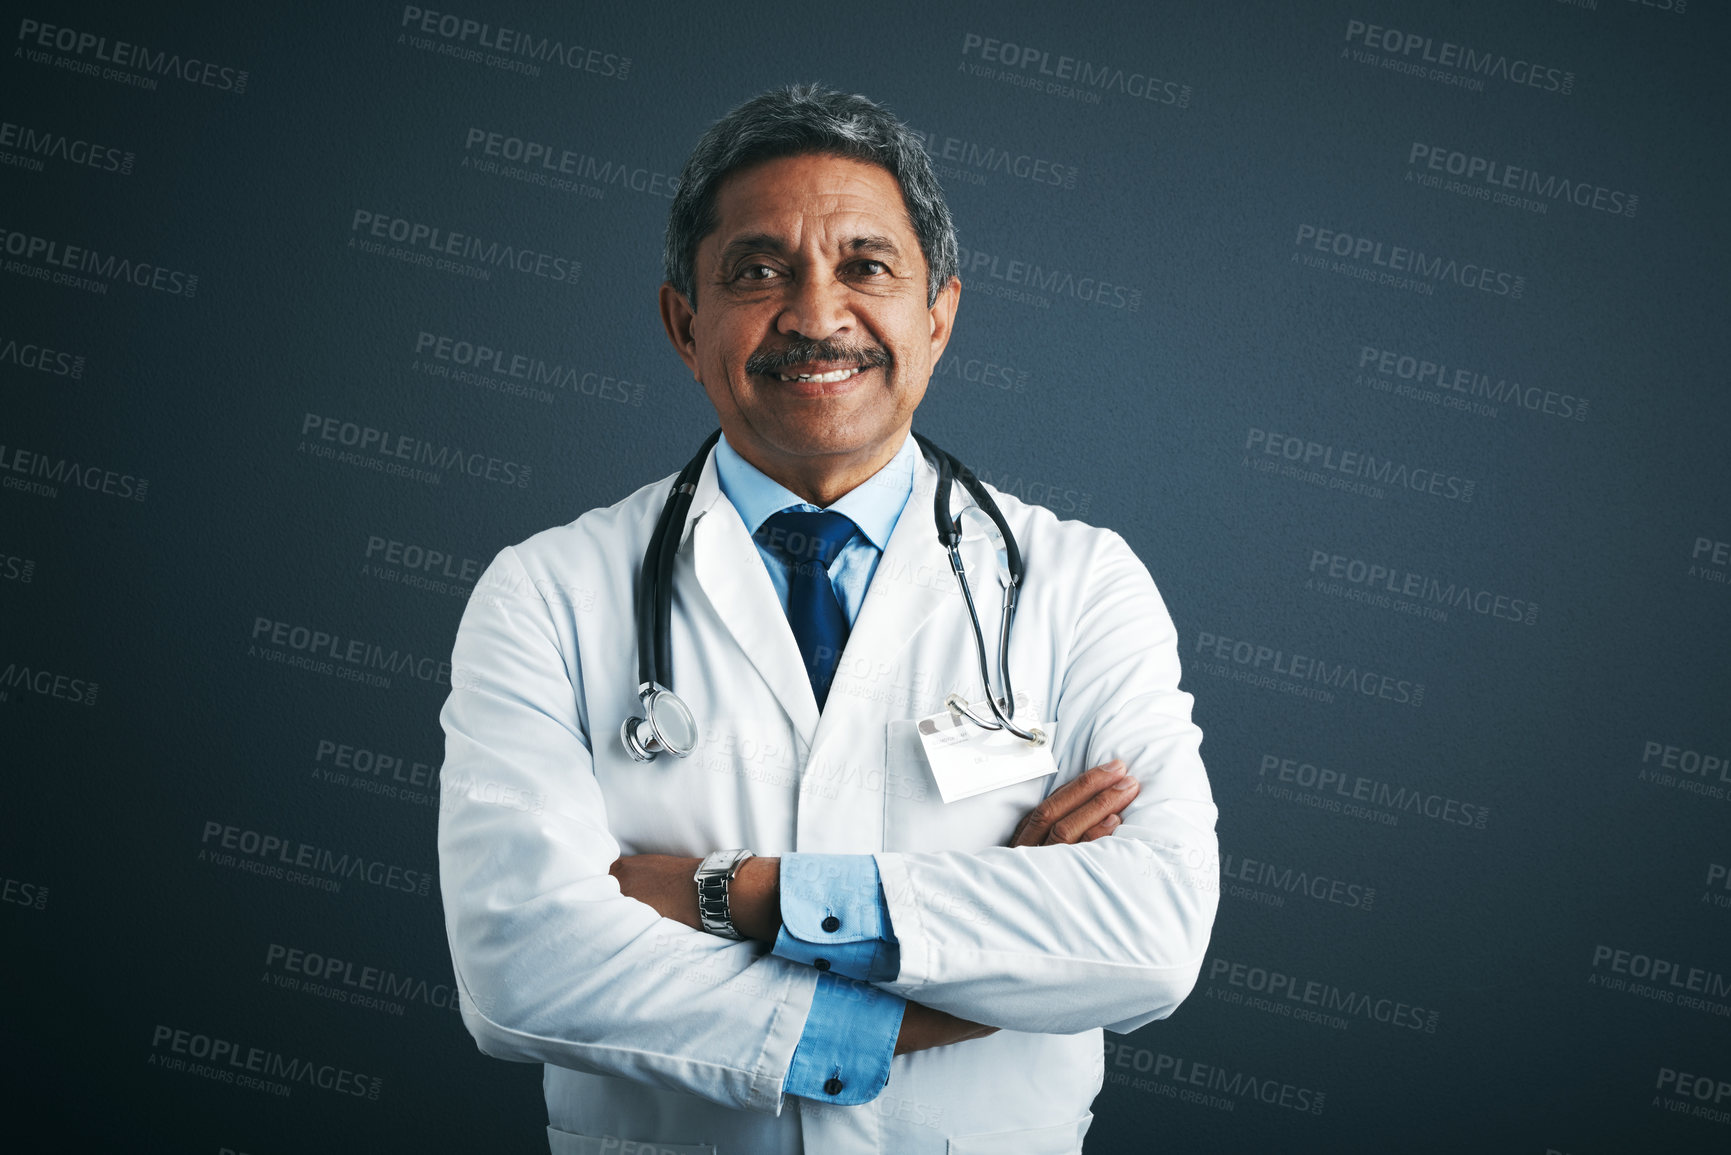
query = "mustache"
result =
(744, 338, 893, 377)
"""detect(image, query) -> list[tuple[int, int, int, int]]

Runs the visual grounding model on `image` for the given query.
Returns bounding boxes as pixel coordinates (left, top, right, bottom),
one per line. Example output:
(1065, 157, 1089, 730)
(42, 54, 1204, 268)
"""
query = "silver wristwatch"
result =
(694, 849, 755, 940)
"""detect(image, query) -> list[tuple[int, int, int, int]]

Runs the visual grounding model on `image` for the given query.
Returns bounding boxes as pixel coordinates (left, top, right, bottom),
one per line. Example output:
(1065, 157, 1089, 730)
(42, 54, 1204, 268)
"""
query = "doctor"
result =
(438, 84, 1219, 1155)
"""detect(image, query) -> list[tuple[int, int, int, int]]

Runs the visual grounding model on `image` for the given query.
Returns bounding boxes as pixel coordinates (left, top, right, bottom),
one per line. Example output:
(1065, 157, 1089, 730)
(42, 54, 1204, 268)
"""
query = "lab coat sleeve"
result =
(872, 529, 1220, 1036)
(438, 546, 818, 1114)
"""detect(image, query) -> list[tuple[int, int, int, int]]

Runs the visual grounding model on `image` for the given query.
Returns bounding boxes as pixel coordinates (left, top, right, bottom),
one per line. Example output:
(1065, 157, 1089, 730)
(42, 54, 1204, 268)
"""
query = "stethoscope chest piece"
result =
(621, 682, 698, 762)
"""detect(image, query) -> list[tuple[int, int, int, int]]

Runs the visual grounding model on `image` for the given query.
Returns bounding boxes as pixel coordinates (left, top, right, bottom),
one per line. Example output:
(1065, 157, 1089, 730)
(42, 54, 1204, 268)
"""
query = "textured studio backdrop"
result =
(2, 1, 1727, 1151)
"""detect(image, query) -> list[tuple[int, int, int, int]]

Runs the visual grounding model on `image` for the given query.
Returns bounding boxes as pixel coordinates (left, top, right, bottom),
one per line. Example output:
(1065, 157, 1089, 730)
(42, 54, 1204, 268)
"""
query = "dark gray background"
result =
(3, 1, 1726, 1151)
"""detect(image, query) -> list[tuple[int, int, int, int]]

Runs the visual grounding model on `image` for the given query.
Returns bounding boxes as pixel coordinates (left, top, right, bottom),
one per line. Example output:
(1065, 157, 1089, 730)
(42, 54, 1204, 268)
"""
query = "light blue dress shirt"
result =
(714, 432, 910, 1105)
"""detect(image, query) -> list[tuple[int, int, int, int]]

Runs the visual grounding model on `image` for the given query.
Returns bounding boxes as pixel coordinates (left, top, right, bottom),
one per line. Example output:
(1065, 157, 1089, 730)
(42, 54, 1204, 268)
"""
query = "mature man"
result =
(438, 85, 1219, 1154)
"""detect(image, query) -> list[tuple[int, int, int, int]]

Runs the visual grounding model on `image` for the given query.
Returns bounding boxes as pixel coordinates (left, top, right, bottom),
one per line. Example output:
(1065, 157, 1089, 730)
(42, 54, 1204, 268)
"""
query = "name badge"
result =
(915, 694, 1058, 803)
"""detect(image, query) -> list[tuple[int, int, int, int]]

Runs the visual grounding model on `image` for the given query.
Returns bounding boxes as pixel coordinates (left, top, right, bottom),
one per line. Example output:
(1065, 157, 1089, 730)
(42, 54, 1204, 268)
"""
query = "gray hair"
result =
(663, 83, 958, 308)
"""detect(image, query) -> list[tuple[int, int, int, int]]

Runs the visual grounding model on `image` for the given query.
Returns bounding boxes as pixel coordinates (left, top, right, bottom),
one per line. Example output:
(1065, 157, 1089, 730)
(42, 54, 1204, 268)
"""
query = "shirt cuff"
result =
(783, 971, 905, 1105)
(774, 853, 900, 982)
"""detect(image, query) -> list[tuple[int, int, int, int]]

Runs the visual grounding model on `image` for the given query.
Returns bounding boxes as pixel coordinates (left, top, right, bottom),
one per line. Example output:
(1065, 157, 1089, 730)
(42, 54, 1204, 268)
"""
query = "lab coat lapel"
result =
(686, 450, 822, 746)
(829, 453, 958, 713)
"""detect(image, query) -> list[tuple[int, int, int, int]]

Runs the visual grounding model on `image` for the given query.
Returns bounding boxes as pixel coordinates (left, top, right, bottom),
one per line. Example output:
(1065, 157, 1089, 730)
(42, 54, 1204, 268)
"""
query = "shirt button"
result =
(824, 1077, 845, 1096)
(814, 958, 831, 971)
(821, 916, 841, 933)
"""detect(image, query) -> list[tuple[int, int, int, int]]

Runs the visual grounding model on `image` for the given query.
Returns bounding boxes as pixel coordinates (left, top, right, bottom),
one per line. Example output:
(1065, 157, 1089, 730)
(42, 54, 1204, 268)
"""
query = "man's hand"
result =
(609, 853, 782, 942)
(609, 854, 702, 930)
(893, 759, 1141, 1055)
(1008, 759, 1140, 848)
(895, 1002, 998, 1055)
(614, 763, 1135, 1058)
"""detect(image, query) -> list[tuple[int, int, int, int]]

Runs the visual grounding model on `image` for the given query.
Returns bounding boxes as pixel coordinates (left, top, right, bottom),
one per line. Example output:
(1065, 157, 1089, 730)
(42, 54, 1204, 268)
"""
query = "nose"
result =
(776, 268, 854, 342)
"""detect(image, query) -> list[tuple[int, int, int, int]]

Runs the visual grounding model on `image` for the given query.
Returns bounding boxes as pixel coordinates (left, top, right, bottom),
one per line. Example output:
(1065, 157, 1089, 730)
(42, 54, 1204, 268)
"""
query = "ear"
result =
(659, 282, 701, 380)
(926, 275, 961, 364)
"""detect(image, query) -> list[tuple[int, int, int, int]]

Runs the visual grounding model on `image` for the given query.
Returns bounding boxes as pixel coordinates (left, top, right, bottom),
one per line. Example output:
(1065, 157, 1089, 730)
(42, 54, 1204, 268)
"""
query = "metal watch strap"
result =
(694, 849, 754, 940)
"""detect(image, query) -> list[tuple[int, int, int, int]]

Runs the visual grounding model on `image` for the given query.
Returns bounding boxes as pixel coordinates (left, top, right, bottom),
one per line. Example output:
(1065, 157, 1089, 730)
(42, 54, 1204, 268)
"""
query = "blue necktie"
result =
(755, 510, 858, 709)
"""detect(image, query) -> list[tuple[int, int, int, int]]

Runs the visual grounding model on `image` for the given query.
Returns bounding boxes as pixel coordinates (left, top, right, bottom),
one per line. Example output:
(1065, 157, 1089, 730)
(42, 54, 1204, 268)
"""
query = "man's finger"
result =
(1010, 760, 1127, 847)
(1043, 778, 1139, 845)
(1077, 814, 1121, 842)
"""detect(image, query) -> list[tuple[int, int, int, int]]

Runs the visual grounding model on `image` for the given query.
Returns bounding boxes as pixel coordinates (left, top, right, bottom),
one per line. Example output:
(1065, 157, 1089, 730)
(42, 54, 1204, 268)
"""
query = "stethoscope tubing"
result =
(626, 429, 1038, 758)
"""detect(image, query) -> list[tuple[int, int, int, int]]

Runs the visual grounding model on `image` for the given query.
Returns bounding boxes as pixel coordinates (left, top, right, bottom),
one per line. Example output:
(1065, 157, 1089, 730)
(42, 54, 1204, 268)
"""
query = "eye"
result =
(735, 263, 781, 282)
(850, 259, 889, 277)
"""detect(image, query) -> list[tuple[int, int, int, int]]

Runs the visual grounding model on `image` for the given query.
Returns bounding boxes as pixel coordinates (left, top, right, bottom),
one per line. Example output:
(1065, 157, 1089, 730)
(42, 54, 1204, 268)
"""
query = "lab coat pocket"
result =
(545, 1125, 716, 1155)
(882, 719, 1050, 853)
(946, 1111, 1093, 1154)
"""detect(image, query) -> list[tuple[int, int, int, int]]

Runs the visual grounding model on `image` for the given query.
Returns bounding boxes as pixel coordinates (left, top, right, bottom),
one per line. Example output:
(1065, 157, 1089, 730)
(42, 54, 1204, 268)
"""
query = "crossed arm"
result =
(609, 760, 1144, 1056)
(440, 537, 1218, 1113)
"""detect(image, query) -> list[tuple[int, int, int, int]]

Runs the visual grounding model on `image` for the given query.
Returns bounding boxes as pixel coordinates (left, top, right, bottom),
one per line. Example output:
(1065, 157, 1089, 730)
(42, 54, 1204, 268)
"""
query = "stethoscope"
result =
(621, 430, 1044, 762)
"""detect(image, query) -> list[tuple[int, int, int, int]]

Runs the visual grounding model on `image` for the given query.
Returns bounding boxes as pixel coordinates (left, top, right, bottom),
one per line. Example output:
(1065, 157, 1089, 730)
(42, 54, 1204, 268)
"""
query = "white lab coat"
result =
(438, 445, 1219, 1155)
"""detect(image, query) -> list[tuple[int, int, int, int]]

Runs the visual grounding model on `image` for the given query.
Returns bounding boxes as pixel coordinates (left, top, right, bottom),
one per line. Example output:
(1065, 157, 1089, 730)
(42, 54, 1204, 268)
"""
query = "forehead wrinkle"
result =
(845, 235, 902, 258)
(717, 232, 792, 263)
(713, 230, 905, 268)
(702, 157, 925, 287)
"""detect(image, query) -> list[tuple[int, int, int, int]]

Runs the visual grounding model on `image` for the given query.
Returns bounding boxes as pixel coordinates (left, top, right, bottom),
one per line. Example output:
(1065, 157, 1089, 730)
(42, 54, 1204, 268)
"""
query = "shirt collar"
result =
(714, 431, 917, 552)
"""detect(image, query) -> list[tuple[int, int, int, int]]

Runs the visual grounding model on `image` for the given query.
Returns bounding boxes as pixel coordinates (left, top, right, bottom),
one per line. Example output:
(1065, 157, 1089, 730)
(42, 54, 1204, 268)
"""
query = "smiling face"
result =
(660, 152, 961, 505)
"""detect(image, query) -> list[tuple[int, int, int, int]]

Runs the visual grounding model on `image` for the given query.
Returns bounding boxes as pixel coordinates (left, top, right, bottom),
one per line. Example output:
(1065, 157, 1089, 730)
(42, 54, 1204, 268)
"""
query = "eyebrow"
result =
(717, 233, 903, 265)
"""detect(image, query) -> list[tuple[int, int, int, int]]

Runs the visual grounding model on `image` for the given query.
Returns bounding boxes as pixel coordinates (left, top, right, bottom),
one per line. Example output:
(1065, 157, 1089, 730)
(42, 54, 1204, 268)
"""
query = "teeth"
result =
(776, 367, 860, 384)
